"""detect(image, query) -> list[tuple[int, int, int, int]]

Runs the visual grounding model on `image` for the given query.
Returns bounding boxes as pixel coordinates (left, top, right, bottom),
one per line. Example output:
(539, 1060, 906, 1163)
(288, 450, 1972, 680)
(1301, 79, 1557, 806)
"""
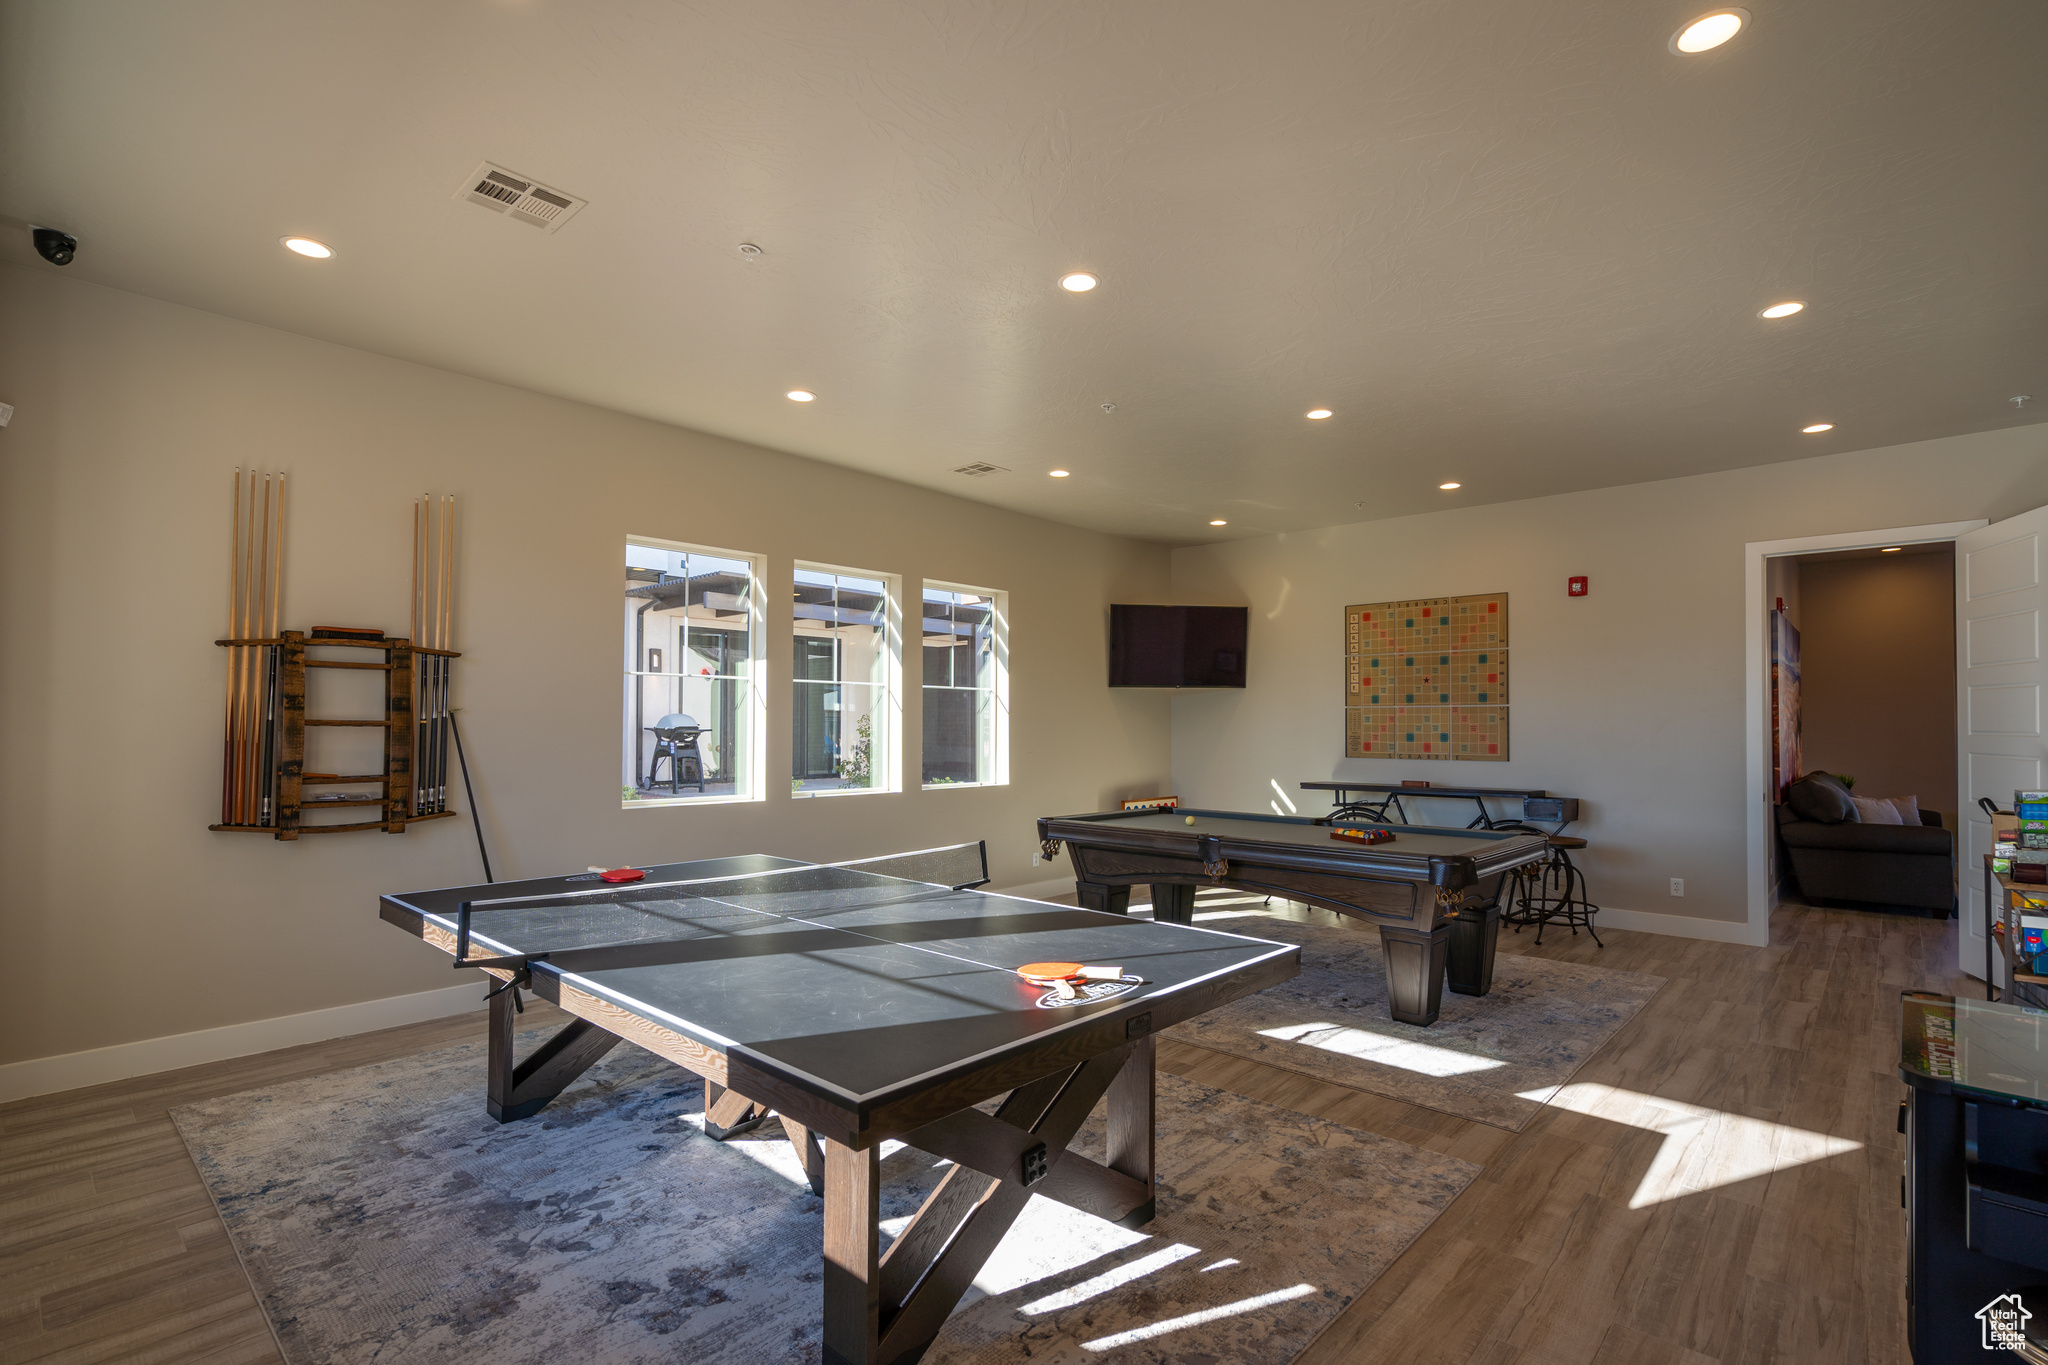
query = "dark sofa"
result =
(1775, 772, 1954, 914)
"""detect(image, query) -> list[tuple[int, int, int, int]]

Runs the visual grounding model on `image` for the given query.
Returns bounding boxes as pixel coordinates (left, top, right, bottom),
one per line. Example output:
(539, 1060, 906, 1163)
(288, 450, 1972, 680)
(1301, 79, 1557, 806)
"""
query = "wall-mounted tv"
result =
(1109, 605, 1248, 688)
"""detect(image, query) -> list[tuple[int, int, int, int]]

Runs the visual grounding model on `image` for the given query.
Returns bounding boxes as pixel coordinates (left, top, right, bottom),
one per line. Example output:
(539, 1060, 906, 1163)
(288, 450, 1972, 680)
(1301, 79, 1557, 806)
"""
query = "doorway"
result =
(1779, 543, 1957, 903)
(1742, 520, 1986, 948)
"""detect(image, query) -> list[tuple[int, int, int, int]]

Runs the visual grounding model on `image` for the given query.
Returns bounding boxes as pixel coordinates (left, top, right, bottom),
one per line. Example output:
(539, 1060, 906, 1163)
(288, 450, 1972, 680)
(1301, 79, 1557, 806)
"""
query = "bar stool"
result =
(1504, 835, 1603, 947)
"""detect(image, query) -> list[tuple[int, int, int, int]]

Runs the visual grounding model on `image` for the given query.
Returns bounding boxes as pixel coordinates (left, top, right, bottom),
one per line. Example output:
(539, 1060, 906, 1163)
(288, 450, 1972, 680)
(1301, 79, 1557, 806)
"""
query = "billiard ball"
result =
(1184, 815, 1196, 825)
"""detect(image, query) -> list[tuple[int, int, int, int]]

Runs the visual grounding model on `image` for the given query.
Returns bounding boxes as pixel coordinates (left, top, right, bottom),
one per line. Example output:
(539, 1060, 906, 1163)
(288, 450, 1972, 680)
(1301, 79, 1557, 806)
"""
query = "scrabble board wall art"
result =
(1344, 593, 1508, 761)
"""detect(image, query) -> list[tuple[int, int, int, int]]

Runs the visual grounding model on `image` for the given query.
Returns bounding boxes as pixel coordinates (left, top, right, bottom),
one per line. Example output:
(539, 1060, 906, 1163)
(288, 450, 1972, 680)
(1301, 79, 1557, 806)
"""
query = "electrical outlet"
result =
(1030, 850, 1042, 866)
(1669, 878, 1685, 897)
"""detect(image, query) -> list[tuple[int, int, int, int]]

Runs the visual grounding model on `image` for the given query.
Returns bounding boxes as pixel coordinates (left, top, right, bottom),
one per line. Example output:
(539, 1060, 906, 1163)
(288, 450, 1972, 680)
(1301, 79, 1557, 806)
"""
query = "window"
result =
(623, 539, 761, 805)
(792, 566, 897, 796)
(922, 584, 1006, 787)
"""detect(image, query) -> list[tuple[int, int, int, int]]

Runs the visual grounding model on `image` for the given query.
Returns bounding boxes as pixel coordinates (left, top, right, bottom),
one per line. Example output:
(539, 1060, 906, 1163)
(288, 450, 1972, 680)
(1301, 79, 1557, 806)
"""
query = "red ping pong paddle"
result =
(1017, 962, 1084, 983)
(599, 868, 648, 884)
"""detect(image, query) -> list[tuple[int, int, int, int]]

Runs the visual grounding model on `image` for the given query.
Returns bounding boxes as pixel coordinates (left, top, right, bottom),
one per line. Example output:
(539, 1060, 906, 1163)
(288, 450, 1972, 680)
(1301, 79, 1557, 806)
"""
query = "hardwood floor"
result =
(0, 901, 1967, 1364)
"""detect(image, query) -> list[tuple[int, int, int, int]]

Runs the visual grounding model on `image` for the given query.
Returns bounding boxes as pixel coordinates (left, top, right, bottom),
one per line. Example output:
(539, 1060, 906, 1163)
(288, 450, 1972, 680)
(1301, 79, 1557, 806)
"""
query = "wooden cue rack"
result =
(210, 476, 463, 841)
(208, 633, 461, 840)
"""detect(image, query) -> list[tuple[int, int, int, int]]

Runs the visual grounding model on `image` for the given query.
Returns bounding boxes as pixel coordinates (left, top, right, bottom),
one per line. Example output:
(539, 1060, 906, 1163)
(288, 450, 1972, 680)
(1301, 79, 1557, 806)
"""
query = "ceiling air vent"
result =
(457, 161, 587, 233)
(952, 462, 1009, 477)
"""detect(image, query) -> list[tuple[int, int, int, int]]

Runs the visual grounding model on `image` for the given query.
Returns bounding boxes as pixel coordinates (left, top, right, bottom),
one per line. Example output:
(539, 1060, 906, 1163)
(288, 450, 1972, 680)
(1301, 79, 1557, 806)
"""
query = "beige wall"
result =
(0, 264, 1174, 1067)
(1798, 552, 1957, 823)
(1166, 427, 2048, 927)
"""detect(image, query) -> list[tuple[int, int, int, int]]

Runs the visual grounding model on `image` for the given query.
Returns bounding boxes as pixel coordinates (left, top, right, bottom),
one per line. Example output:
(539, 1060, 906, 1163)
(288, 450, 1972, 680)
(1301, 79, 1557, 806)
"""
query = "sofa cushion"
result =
(1779, 820, 1953, 855)
(1852, 795, 1905, 825)
(1787, 772, 1856, 824)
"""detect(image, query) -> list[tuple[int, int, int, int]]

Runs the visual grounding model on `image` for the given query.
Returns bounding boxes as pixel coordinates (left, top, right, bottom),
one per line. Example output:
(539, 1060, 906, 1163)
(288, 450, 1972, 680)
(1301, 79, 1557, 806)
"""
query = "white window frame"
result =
(791, 561, 902, 799)
(920, 580, 1010, 790)
(622, 534, 766, 809)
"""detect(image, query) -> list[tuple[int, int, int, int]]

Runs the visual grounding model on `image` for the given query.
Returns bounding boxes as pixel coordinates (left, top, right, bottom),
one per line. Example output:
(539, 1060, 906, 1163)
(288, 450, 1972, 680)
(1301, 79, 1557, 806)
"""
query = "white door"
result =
(1957, 506, 2048, 983)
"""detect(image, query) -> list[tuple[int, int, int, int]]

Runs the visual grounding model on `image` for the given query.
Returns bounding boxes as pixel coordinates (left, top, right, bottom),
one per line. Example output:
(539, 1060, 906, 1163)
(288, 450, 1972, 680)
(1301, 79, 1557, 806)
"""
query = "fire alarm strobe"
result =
(1568, 576, 1589, 597)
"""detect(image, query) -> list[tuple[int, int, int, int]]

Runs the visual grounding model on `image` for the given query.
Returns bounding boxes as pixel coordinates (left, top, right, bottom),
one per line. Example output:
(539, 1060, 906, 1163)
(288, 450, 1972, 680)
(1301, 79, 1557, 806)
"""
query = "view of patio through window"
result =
(921, 584, 1004, 787)
(792, 567, 892, 795)
(623, 540, 756, 804)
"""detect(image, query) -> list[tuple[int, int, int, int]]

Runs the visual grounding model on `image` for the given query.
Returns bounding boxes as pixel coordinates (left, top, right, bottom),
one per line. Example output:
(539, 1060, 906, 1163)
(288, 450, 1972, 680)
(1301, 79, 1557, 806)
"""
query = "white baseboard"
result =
(0, 983, 485, 1106)
(1591, 904, 1768, 946)
(1, 895, 1759, 1108)
(990, 874, 1077, 902)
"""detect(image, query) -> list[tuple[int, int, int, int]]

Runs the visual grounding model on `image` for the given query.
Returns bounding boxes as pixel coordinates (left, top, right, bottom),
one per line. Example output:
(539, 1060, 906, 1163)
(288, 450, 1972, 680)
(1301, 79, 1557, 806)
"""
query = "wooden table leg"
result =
(1076, 881, 1131, 915)
(484, 984, 622, 1123)
(1378, 922, 1449, 1026)
(1149, 883, 1197, 925)
(1444, 903, 1500, 997)
(823, 1139, 880, 1365)
(704, 1081, 769, 1139)
(1105, 1034, 1156, 1227)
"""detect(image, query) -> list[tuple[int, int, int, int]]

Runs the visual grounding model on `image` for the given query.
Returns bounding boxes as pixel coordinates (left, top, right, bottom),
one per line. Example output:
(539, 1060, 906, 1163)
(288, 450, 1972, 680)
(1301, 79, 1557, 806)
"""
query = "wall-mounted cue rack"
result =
(210, 474, 463, 840)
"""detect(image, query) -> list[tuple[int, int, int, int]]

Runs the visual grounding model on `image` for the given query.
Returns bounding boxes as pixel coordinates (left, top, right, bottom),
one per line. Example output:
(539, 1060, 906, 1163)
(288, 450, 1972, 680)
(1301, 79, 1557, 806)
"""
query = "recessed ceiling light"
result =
(1049, 469, 1070, 477)
(281, 237, 332, 259)
(1060, 273, 1098, 292)
(786, 390, 815, 402)
(1209, 519, 1228, 526)
(1439, 482, 1462, 491)
(1306, 409, 1333, 420)
(1802, 423, 1834, 433)
(1881, 546, 1903, 553)
(1759, 301, 1805, 319)
(1670, 8, 1749, 53)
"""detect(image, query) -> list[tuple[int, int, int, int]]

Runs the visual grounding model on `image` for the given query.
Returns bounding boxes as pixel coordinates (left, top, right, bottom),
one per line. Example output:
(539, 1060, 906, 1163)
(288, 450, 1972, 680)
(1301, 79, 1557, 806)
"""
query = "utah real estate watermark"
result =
(1978, 1293, 2031, 1352)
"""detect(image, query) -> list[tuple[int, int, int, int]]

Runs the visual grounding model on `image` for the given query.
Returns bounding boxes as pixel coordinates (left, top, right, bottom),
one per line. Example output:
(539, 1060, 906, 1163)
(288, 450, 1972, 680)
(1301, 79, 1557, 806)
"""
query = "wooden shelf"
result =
(295, 811, 459, 835)
(212, 628, 463, 841)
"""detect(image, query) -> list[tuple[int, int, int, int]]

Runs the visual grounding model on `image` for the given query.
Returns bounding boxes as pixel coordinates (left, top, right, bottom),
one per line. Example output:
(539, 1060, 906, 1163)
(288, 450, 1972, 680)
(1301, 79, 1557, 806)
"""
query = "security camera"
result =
(32, 228, 76, 266)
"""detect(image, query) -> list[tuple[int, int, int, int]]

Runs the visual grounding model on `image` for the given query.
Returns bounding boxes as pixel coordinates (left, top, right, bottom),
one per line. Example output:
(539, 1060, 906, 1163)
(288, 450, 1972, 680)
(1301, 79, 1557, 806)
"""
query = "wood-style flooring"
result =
(0, 901, 1967, 1364)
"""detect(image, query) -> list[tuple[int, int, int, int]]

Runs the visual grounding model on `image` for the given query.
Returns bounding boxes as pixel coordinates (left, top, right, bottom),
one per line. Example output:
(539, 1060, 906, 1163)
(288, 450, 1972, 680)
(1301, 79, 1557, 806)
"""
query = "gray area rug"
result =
(1163, 908, 1665, 1131)
(172, 1030, 1478, 1364)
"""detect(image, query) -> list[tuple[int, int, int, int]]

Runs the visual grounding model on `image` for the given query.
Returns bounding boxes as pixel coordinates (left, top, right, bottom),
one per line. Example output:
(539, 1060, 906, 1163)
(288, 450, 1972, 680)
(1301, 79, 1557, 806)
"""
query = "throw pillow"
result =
(1852, 795, 1904, 825)
(1787, 772, 1856, 824)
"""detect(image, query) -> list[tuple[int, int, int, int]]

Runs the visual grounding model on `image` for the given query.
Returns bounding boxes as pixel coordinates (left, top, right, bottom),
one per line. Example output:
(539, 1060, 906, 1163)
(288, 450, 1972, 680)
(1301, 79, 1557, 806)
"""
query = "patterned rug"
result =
(172, 1030, 1479, 1364)
(1162, 907, 1666, 1131)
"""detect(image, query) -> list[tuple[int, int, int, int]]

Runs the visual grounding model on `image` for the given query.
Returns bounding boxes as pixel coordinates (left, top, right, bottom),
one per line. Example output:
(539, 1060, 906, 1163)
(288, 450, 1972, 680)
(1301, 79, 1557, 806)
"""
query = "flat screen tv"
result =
(1109, 605, 1248, 688)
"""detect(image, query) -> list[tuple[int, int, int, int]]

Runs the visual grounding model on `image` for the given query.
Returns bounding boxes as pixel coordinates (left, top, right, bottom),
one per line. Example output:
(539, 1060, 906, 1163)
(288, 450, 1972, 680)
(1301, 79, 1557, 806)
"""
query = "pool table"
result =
(1036, 807, 1552, 1026)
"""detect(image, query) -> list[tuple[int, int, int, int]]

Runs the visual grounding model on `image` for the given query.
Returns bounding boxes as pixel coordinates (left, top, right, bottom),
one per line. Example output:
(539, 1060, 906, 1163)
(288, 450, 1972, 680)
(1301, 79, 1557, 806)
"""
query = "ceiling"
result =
(3, 0, 2044, 544)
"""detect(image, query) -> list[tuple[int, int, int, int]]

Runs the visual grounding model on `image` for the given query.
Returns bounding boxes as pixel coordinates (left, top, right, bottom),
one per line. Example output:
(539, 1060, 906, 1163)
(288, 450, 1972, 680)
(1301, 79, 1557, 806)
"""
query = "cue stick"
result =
(237, 469, 258, 823)
(244, 470, 262, 821)
(449, 709, 493, 882)
(411, 496, 423, 815)
(439, 495, 453, 810)
(229, 469, 245, 824)
(264, 475, 285, 824)
(221, 470, 241, 824)
(425, 493, 439, 811)
(425, 493, 441, 812)
(255, 474, 271, 823)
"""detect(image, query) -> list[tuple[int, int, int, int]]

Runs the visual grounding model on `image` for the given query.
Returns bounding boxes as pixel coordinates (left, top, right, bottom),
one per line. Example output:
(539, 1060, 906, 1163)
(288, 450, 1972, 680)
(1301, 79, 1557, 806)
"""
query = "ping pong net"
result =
(450, 840, 992, 975)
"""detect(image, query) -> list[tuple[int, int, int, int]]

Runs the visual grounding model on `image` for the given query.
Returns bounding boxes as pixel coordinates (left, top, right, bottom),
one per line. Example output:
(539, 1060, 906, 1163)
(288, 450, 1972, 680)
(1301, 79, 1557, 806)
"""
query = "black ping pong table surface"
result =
(380, 847, 1298, 1365)
(381, 851, 1295, 1139)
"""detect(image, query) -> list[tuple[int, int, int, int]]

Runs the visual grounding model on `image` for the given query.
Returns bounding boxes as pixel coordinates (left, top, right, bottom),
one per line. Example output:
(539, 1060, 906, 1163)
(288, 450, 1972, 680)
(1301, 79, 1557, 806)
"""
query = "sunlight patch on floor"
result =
(1019, 1243, 1202, 1315)
(1082, 1284, 1319, 1350)
(1257, 1021, 1505, 1076)
(1530, 1082, 1863, 1208)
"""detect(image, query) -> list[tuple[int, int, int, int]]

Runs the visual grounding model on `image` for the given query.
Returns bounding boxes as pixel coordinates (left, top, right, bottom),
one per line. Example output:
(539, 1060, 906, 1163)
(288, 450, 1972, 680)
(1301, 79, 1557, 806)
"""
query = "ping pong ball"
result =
(1184, 815, 1196, 825)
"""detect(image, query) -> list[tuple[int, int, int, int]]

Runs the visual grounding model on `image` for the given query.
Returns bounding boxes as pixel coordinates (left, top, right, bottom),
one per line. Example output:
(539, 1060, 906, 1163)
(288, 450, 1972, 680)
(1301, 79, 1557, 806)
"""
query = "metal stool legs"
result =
(1505, 841, 1603, 947)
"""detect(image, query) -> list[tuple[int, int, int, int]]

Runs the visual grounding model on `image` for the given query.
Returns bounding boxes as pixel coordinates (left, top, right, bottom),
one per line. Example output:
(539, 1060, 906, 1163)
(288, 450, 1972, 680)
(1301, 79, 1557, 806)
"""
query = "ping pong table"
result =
(380, 843, 1298, 1365)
